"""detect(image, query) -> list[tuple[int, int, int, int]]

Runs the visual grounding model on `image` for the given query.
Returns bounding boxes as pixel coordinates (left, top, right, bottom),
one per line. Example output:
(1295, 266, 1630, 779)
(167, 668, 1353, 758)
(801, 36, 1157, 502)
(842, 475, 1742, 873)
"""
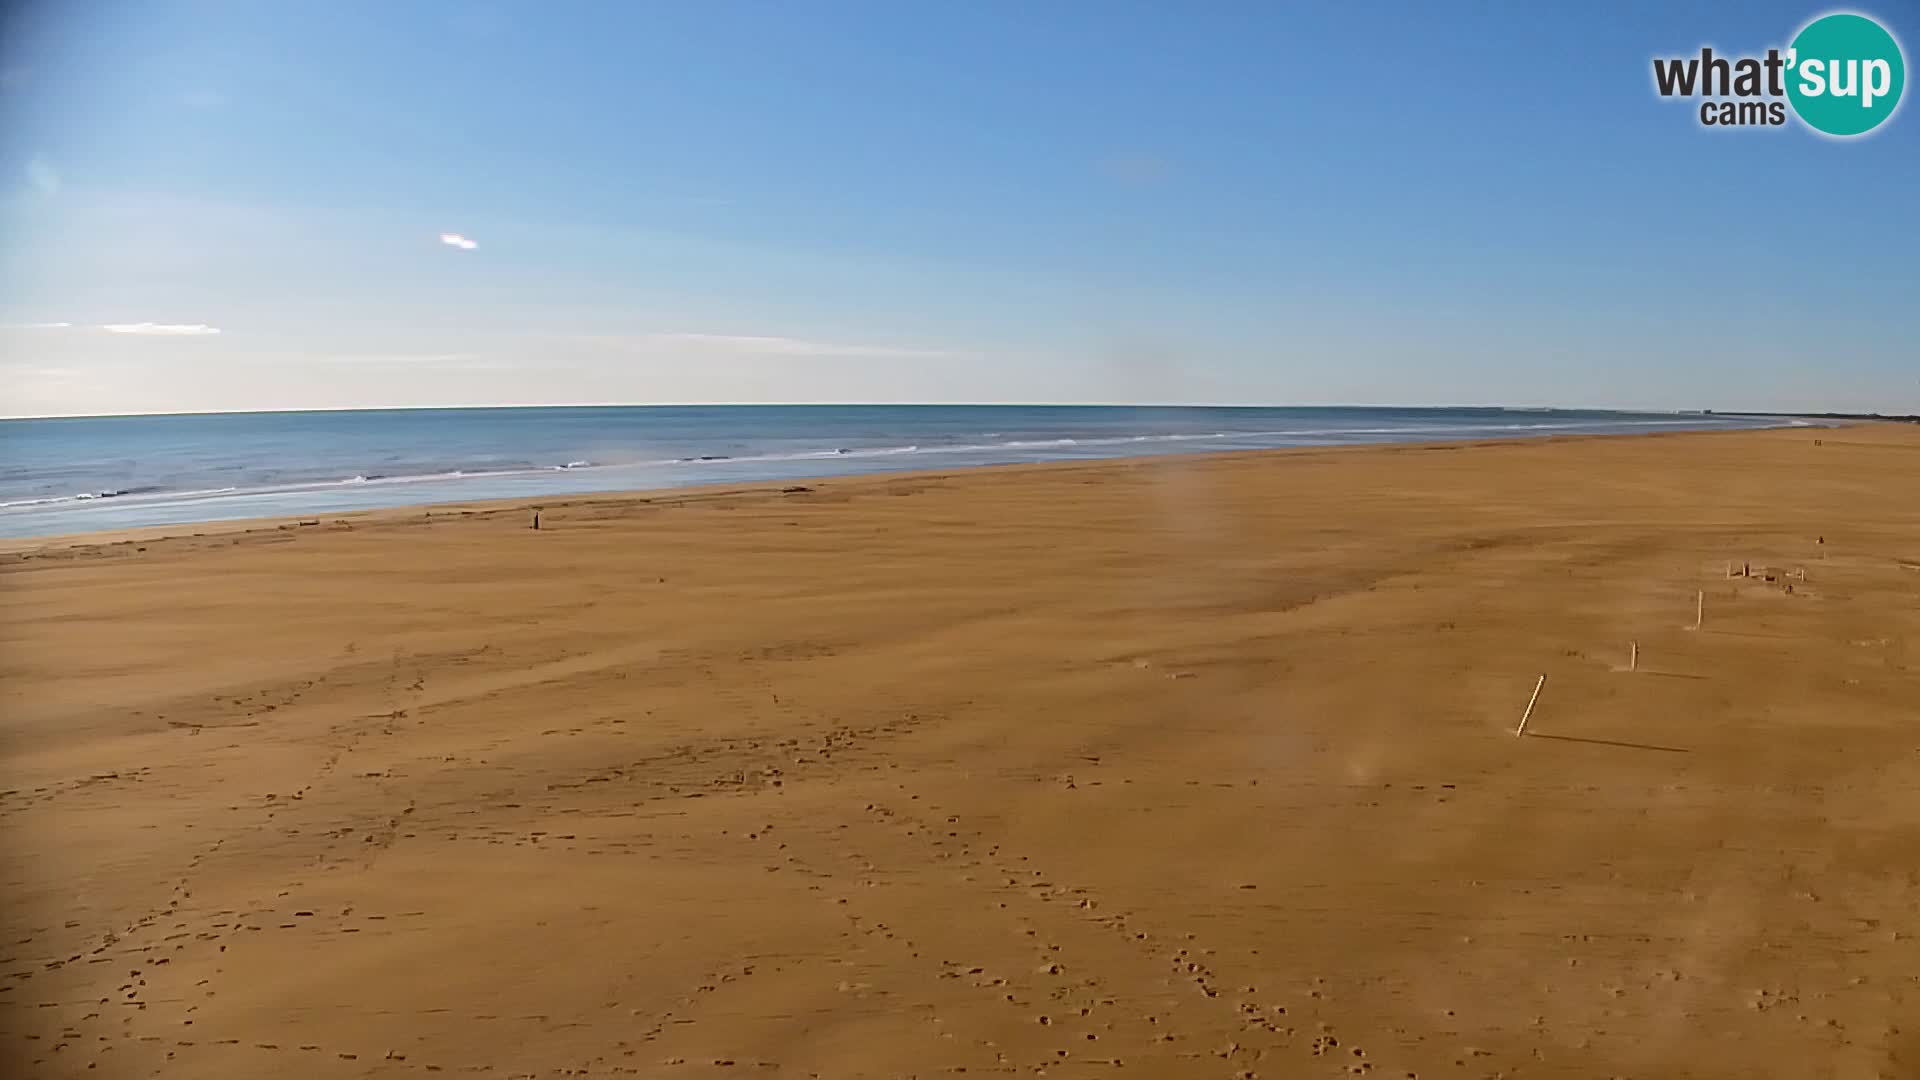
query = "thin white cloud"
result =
(26, 154, 60, 196)
(101, 322, 222, 336)
(312, 351, 493, 368)
(634, 332, 956, 360)
(439, 232, 478, 251)
(2, 322, 228, 336)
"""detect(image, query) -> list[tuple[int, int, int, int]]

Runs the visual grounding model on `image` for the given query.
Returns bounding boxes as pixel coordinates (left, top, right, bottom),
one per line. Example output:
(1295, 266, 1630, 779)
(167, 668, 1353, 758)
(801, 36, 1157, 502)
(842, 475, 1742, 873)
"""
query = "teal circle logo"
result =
(1787, 13, 1906, 136)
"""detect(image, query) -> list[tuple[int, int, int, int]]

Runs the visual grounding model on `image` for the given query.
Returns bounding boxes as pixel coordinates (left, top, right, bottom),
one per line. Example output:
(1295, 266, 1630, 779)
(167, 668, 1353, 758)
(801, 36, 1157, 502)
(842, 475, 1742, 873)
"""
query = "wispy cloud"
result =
(4, 321, 225, 336)
(630, 332, 956, 360)
(439, 232, 478, 251)
(26, 154, 60, 196)
(8, 365, 86, 379)
(101, 322, 222, 336)
(312, 351, 497, 368)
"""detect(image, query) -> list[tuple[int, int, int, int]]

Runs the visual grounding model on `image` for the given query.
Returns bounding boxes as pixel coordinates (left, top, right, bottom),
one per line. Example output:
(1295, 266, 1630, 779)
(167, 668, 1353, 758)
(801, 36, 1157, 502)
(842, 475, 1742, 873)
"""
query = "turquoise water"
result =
(0, 405, 1791, 538)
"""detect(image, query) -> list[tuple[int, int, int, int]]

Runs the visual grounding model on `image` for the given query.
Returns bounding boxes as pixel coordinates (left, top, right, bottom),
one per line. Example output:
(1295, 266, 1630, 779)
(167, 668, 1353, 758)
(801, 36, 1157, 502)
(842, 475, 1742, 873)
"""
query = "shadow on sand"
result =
(1526, 732, 1691, 754)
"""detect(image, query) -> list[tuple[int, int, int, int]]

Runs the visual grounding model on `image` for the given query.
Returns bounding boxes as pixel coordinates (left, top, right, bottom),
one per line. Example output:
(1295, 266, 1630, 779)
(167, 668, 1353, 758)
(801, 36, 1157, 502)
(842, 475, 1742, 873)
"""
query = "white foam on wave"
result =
(0, 484, 230, 510)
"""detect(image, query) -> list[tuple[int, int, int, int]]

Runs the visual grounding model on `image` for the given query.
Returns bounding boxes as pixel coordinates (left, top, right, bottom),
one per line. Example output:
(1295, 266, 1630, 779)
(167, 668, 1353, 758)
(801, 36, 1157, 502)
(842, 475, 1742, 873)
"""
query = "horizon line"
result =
(0, 401, 1824, 422)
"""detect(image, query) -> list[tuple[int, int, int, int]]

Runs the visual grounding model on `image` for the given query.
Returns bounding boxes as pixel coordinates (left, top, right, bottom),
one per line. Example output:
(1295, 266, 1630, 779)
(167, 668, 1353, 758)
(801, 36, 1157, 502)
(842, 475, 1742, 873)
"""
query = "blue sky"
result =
(1, 1, 1915, 416)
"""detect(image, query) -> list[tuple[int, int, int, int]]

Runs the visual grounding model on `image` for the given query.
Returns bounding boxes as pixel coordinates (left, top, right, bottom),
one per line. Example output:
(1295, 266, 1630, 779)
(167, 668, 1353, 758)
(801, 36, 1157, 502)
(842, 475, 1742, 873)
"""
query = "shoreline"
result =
(0, 421, 1853, 556)
(0, 407, 1810, 544)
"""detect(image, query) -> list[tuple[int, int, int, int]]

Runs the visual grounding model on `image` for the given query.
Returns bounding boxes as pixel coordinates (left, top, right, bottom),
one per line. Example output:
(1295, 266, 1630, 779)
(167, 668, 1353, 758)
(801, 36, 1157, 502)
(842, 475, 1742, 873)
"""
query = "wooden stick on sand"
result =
(1515, 674, 1546, 737)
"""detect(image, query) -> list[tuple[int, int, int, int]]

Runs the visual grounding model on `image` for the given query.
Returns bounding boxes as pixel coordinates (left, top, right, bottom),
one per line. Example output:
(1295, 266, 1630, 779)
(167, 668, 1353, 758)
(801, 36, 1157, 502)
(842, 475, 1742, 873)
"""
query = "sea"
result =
(0, 405, 1797, 539)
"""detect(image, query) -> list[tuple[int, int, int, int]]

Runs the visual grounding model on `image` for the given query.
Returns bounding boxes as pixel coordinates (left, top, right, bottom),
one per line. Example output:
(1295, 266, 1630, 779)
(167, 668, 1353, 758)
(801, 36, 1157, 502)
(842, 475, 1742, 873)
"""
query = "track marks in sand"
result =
(740, 778, 1395, 1078)
(0, 648, 446, 1076)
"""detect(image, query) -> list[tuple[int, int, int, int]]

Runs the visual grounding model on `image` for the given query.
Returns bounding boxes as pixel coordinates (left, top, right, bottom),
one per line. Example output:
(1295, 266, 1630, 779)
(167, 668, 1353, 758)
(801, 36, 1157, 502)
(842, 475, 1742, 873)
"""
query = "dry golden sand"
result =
(4, 425, 1919, 1080)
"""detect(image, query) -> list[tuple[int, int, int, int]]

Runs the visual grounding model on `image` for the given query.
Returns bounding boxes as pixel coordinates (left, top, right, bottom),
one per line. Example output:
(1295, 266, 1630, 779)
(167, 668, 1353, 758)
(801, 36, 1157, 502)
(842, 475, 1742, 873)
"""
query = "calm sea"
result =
(0, 405, 1793, 538)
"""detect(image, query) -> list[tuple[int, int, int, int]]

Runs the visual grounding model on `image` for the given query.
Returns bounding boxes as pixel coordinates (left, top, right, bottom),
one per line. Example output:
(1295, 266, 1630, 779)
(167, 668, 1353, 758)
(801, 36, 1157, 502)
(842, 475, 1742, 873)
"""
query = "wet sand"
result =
(4, 424, 1919, 1079)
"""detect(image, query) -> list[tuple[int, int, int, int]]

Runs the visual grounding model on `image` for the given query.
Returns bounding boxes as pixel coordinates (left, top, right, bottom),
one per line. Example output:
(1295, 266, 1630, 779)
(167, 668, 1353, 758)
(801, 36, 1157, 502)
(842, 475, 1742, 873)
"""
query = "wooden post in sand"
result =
(1690, 590, 1703, 630)
(1515, 675, 1545, 737)
(1630, 641, 1639, 672)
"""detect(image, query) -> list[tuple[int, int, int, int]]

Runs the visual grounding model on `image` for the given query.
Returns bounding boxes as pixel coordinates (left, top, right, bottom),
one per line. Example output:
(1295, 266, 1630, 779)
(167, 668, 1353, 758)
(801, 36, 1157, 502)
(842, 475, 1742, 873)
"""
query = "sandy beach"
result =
(4, 424, 1919, 1079)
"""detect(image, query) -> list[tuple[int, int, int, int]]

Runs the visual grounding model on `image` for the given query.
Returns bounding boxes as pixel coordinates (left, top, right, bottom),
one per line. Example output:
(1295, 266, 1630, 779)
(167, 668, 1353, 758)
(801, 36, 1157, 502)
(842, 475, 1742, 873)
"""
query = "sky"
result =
(1, 1, 1915, 417)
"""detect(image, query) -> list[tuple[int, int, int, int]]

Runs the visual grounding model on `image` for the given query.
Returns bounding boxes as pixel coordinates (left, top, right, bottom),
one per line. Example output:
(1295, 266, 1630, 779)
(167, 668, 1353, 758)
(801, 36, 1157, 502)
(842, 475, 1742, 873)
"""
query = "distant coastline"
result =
(1713, 410, 1920, 424)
